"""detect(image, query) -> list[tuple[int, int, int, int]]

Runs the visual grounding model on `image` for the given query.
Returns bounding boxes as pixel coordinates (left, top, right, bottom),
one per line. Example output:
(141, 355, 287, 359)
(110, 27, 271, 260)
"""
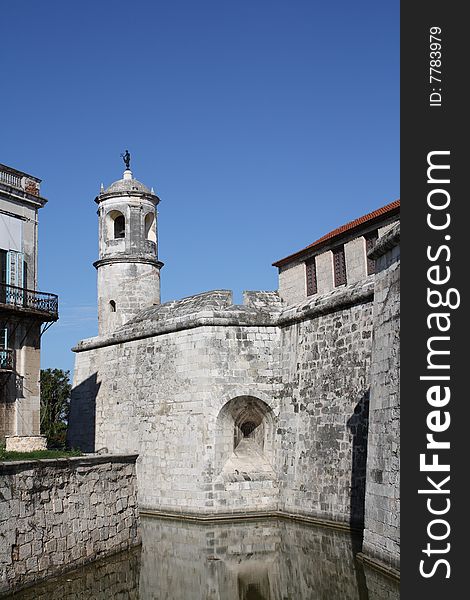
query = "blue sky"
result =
(0, 1, 399, 374)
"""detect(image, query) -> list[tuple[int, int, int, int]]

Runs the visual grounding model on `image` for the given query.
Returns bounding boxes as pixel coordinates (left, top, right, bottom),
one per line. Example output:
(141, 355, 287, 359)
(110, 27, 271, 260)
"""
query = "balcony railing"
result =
(0, 283, 58, 320)
(0, 170, 22, 188)
(0, 348, 14, 371)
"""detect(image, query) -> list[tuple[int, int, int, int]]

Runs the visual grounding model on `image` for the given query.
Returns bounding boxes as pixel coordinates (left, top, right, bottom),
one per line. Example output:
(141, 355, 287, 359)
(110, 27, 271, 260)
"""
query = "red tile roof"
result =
(273, 200, 400, 268)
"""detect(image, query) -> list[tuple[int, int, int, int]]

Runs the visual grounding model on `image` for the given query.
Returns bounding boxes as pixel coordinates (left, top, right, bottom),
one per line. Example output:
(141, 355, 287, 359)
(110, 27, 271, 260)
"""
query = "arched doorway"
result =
(215, 396, 276, 479)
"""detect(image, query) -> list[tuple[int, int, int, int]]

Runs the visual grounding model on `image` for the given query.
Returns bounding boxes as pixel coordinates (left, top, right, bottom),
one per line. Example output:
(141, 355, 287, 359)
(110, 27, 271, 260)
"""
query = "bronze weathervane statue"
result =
(121, 149, 131, 170)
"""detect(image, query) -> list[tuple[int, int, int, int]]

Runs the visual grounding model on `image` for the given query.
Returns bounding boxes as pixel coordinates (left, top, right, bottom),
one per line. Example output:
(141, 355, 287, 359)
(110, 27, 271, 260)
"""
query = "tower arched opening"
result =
(144, 211, 156, 243)
(106, 210, 126, 240)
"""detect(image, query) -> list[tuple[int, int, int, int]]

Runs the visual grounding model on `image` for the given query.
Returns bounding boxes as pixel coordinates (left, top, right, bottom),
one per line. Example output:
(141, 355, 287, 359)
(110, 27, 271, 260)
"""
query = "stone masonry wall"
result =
(362, 225, 400, 570)
(278, 280, 374, 526)
(0, 455, 141, 595)
(70, 284, 375, 529)
(345, 236, 367, 283)
(278, 261, 305, 305)
(97, 261, 161, 336)
(5, 436, 47, 452)
(71, 324, 281, 515)
(69, 292, 283, 515)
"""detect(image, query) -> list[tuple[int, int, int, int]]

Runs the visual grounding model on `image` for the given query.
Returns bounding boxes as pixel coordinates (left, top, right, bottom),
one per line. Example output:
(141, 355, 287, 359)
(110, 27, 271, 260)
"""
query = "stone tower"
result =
(94, 165, 163, 336)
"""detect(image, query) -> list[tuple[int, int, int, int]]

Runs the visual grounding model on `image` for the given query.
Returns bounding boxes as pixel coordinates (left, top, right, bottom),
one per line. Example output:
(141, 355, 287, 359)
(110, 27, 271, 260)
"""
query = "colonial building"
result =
(0, 163, 58, 451)
(69, 165, 400, 574)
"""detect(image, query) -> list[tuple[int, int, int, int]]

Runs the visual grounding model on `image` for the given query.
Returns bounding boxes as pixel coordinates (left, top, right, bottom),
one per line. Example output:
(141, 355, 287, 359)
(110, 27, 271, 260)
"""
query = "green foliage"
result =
(0, 448, 81, 461)
(40, 368, 72, 449)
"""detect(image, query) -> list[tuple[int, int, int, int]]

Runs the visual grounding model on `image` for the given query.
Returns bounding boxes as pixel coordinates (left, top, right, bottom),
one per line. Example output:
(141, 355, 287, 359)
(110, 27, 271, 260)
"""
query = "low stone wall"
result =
(0, 454, 141, 596)
(5, 435, 47, 452)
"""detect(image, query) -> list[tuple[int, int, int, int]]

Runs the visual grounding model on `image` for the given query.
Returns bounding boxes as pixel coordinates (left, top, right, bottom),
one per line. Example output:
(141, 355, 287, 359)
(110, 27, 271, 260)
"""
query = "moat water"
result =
(6, 516, 399, 599)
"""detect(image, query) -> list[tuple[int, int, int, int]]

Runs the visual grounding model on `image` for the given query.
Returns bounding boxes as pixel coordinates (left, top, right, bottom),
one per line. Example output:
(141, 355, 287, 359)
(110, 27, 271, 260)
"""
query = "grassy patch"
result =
(0, 448, 82, 462)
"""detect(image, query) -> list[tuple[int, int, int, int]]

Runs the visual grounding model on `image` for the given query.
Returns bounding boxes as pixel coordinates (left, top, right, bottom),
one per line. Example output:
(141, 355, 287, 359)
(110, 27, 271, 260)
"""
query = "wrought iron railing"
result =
(0, 348, 14, 371)
(0, 283, 58, 320)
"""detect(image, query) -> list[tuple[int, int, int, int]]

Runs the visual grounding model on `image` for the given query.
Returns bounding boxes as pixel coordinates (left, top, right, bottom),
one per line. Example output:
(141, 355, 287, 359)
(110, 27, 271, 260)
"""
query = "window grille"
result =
(305, 259, 317, 296)
(333, 246, 347, 286)
(365, 230, 379, 275)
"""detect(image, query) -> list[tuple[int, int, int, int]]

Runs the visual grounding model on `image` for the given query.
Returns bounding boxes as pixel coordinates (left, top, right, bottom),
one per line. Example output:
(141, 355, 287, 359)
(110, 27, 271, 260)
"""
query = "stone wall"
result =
(316, 250, 335, 294)
(345, 236, 367, 283)
(5, 436, 46, 452)
(70, 293, 282, 515)
(278, 279, 374, 526)
(0, 454, 141, 595)
(96, 260, 161, 336)
(278, 261, 306, 305)
(70, 284, 376, 529)
(362, 224, 400, 570)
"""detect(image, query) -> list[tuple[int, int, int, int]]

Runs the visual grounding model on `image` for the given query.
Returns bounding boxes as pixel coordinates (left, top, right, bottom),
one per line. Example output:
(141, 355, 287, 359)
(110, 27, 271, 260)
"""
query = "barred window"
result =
(305, 259, 317, 296)
(333, 246, 347, 286)
(365, 230, 379, 275)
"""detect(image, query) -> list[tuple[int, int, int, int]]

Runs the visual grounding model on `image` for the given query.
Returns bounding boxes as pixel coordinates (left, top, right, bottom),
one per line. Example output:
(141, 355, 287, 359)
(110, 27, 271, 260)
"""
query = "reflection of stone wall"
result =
(0, 455, 140, 595)
(363, 563, 400, 600)
(0, 548, 141, 600)
(139, 516, 398, 600)
(2, 515, 400, 599)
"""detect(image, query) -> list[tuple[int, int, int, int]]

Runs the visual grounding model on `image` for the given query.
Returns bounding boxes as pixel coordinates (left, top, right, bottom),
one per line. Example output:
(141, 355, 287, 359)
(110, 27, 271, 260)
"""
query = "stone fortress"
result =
(68, 165, 400, 574)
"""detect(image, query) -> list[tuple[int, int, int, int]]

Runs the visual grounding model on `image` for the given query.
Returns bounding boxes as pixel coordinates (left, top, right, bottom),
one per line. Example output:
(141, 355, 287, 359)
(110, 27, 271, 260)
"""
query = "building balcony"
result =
(0, 283, 58, 321)
(0, 163, 41, 197)
(0, 348, 14, 372)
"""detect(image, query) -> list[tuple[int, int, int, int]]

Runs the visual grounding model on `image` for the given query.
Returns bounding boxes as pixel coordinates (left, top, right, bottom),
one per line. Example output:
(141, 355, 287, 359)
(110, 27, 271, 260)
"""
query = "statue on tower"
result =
(121, 149, 131, 170)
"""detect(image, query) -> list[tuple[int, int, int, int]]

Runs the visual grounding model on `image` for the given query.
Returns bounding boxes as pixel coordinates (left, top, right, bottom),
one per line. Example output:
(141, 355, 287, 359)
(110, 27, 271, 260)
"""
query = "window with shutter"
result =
(365, 231, 379, 275)
(0, 251, 5, 304)
(7, 251, 24, 288)
(333, 246, 347, 286)
(305, 259, 317, 296)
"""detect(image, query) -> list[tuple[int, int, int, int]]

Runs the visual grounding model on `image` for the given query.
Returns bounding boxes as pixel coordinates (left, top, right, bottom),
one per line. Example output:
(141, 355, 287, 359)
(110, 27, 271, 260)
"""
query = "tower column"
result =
(94, 167, 163, 336)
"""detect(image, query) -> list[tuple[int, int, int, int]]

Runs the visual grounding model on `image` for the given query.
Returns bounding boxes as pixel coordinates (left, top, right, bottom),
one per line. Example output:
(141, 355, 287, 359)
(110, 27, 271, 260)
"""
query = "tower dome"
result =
(102, 169, 152, 195)
(93, 163, 163, 336)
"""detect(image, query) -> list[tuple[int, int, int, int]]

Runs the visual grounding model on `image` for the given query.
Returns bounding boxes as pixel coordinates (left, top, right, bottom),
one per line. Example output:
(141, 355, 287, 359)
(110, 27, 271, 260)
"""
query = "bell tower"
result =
(94, 155, 163, 335)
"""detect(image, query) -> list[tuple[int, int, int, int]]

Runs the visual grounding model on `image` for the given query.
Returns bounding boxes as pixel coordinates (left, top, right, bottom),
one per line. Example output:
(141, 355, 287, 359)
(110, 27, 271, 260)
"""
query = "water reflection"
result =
(4, 517, 399, 599)
(2, 547, 141, 599)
